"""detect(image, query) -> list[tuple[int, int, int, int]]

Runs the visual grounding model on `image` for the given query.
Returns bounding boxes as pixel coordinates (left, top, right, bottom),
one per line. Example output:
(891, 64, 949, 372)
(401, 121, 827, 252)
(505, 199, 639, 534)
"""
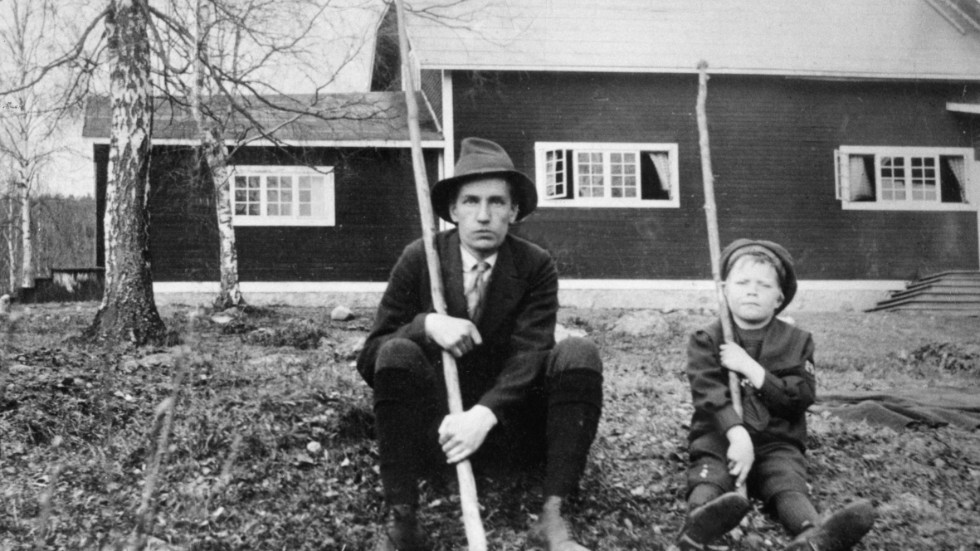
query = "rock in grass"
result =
(210, 313, 234, 325)
(340, 336, 366, 359)
(330, 305, 355, 321)
(555, 323, 587, 342)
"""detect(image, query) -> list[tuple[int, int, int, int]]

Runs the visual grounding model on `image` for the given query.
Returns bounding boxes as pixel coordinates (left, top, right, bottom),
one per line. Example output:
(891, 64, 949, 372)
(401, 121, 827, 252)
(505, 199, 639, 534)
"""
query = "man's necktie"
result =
(465, 261, 490, 320)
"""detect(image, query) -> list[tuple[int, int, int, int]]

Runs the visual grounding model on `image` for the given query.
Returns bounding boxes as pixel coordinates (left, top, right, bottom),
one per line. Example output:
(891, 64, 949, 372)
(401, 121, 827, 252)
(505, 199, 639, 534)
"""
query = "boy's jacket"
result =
(687, 317, 816, 451)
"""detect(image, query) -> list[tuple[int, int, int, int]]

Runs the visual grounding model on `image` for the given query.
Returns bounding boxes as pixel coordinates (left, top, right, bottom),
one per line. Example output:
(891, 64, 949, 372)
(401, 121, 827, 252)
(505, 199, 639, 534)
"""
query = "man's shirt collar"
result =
(460, 246, 498, 272)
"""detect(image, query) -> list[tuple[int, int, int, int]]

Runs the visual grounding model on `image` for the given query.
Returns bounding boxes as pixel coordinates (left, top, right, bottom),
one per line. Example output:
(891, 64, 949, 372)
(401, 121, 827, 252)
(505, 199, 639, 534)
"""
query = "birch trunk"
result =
(205, 135, 242, 310)
(192, 0, 243, 311)
(6, 193, 16, 295)
(85, 0, 165, 345)
(18, 167, 31, 289)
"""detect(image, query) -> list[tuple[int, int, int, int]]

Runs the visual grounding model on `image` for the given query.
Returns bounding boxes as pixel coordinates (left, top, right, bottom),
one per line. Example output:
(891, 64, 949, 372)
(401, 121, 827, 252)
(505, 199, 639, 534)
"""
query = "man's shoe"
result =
(785, 500, 876, 551)
(676, 492, 752, 549)
(527, 496, 591, 551)
(373, 504, 429, 551)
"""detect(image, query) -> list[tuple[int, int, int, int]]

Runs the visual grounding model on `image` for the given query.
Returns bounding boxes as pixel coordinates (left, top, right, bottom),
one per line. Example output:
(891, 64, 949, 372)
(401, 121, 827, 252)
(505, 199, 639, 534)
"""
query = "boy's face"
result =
(724, 257, 784, 329)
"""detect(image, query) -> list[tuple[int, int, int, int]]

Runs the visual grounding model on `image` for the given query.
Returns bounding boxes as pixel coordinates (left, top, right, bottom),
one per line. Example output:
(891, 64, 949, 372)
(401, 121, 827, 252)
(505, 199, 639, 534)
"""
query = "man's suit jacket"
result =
(356, 229, 559, 420)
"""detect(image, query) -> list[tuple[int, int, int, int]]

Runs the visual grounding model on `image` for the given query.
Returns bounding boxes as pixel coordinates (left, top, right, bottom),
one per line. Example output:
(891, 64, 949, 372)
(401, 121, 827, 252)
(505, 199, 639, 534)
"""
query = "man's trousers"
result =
(371, 336, 603, 506)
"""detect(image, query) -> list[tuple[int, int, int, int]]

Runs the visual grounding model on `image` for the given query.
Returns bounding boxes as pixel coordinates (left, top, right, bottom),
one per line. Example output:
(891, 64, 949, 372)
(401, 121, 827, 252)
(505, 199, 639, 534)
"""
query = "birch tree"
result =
(149, 0, 370, 310)
(85, 0, 166, 344)
(1, 0, 382, 342)
(189, 0, 242, 309)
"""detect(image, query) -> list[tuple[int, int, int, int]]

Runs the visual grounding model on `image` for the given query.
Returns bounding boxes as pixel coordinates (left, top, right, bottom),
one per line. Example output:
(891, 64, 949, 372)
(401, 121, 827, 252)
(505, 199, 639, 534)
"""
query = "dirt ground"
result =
(0, 302, 978, 550)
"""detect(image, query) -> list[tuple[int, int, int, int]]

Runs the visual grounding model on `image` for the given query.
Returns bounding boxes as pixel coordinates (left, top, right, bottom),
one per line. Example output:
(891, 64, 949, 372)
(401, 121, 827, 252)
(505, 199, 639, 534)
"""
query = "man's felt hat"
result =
(720, 238, 798, 313)
(431, 137, 538, 223)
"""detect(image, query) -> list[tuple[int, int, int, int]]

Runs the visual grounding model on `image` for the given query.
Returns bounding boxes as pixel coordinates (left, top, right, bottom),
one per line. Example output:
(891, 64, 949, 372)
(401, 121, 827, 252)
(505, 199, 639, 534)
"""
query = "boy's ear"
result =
(776, 292, 785, 307)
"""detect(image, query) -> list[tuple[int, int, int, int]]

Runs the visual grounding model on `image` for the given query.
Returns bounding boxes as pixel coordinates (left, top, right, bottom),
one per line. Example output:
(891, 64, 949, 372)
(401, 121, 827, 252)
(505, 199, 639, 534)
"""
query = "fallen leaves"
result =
(0, 305, 979, 549)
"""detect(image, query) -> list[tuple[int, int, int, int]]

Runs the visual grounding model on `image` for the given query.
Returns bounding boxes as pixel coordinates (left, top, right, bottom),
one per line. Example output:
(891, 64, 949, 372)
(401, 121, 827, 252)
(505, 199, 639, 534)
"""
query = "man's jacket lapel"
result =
(439, 231, 468, 319)
(477, 236, 524, 334)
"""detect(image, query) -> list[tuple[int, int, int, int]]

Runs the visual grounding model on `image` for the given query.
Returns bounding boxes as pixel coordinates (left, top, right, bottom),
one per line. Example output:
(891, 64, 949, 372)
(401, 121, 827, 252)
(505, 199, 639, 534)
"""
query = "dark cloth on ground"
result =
(815, 386, 980, 431)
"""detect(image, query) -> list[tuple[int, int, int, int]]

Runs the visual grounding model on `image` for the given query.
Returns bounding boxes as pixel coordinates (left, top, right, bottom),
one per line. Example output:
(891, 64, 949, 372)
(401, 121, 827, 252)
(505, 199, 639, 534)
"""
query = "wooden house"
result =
(82, 92, 442, 305)
(374, 0, 980, 311)
(83, 0, 980, 311)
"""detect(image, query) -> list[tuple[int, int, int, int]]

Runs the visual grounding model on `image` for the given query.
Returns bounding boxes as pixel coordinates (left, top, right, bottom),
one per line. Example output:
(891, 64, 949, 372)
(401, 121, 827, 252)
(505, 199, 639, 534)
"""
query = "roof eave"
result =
(82, 136, 446, 148)
(419, 63, 980, 82)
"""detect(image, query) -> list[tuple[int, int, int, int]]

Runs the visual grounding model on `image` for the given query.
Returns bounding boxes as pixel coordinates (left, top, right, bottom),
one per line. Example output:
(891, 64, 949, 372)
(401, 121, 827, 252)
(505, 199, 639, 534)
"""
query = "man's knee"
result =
(376, 338, 428, 372)
(547, 337, 602, 377)
(546, 337, 603, 409)
(373, 338, 436, 392)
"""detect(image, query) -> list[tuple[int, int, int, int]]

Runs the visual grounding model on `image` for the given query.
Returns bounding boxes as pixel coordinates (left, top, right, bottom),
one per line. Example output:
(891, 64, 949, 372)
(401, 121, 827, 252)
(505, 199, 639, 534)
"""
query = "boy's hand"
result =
(720, 343, 765, 388)
(438, 405, 497, 463)
(425, 313, 483, 357)
(725, 425, 755, 488)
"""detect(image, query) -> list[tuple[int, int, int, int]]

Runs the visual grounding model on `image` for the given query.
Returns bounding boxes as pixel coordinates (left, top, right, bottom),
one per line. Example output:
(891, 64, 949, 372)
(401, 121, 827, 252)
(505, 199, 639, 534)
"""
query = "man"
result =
(356, 137, 604, 551)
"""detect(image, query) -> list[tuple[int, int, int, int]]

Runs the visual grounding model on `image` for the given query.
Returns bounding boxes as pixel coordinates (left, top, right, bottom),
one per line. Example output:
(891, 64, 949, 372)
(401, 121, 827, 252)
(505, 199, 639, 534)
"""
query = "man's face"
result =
(723, 257, 784, 329)
(450, 177, 518, 260)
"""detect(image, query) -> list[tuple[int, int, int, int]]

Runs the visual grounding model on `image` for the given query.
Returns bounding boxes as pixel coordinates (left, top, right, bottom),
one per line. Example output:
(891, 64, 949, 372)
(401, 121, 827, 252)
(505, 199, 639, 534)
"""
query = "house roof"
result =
(82, 92, 443, 145)
(402, 0, 980, 80)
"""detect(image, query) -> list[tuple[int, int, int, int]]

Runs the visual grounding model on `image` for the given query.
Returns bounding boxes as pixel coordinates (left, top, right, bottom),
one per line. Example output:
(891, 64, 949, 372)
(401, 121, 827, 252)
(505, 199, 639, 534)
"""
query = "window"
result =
(834, 147, 972, 211)
(535, 142, 680, 208)
(229, 166, 335, 226)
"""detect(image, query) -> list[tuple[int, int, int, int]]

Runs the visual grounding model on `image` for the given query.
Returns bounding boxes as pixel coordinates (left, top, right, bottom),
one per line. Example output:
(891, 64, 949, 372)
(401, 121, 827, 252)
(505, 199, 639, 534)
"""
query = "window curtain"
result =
(941, 156, 966, 203)
(848, 156, 875, 201)
(647, 152, 671, 198)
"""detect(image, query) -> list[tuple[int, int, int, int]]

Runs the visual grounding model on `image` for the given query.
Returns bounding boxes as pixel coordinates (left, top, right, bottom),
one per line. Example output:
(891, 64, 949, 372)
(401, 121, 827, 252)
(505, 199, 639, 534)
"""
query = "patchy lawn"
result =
(1, 302, 978, 550)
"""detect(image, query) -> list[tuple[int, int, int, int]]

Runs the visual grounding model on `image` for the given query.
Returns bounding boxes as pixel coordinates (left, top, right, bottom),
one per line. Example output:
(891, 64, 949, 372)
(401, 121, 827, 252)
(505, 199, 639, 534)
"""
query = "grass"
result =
(0, 302, 978, 549)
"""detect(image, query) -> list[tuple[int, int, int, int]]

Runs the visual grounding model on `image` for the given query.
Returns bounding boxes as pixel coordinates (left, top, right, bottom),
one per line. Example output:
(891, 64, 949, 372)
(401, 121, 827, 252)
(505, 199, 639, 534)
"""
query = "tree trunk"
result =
(18, 171, 32, 290)
(191, 0, 243, 311)
(205, 135, 243, 310)
(6, 191, 17, 295)
(85, 0, 166, 345)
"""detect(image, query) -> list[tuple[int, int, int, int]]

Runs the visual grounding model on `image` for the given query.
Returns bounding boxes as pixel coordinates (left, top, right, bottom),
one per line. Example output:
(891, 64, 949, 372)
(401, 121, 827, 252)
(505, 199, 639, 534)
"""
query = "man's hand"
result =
(425, 313, 483, 357)
(438, 405, 497, 464)
(726, 425, 755, 488)
(720, 343, 765, 388)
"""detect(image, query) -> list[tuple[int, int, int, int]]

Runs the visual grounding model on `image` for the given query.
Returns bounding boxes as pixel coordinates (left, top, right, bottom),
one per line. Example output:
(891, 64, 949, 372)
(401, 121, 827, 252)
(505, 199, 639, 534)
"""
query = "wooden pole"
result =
(695, 61, 744, 421)
(393, 1, 487, 549)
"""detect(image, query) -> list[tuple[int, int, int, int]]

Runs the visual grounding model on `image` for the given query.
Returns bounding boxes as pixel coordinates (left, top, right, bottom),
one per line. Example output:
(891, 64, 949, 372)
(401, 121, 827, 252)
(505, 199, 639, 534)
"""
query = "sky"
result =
(13, 1, 381, 198)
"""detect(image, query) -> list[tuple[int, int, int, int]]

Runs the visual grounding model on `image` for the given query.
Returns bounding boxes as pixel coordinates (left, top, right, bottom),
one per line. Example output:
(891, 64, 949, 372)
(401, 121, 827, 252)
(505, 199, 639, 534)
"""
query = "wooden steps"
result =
(867, 271, 980, 315)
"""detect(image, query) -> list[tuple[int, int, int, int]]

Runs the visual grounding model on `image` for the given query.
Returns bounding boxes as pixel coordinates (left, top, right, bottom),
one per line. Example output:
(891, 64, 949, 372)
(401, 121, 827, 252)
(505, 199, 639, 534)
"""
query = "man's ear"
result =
(508, 205, 519, 223)
(449, 203, 459, 223)
(776, 292, 785, 307)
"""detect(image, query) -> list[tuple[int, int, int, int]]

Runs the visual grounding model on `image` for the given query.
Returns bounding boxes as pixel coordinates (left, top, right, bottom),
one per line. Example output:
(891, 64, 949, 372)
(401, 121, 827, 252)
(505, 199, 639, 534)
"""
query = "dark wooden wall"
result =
(451, 71, 978, 280)
(95, 145, 436, 282)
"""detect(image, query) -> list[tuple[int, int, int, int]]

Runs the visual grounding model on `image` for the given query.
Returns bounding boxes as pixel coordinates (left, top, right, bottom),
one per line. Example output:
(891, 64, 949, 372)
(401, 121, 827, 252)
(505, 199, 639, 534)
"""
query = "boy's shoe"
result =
(784, 500, 876, 551)
(373, 504, 429, 551)
(676, 492, 752, 550)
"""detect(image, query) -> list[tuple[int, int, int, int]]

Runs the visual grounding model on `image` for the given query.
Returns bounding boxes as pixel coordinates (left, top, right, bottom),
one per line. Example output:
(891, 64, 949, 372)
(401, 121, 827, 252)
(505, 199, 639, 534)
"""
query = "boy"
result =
(677, 239, 876, 551)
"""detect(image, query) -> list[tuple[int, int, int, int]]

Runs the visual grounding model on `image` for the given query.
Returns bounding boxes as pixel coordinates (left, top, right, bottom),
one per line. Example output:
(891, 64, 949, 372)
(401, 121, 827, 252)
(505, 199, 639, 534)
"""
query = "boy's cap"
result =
(720, 238, 797, 313)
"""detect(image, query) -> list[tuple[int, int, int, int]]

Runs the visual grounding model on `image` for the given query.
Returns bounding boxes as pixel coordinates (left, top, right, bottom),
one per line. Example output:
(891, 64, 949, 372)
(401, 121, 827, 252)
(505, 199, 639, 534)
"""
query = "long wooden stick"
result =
(394, 1, 487, 549)
(696, 61, 743, 420)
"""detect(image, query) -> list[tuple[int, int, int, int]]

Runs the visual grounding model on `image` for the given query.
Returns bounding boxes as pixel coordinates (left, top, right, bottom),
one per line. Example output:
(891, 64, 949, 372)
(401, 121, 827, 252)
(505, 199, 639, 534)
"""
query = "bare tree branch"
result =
(0, 7, 109, 98)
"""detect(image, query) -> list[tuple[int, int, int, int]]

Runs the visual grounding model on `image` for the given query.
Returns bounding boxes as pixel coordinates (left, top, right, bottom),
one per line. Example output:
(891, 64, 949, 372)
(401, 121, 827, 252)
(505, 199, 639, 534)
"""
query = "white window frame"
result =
(834, 146, 974, 211)
(534, 142, 680, 208)
(229, 165, 336, 226)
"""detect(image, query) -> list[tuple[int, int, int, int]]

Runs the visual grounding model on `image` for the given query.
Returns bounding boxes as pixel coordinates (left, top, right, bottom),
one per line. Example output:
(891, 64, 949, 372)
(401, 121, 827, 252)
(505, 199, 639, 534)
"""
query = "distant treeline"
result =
(0, 194, 97, 296)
